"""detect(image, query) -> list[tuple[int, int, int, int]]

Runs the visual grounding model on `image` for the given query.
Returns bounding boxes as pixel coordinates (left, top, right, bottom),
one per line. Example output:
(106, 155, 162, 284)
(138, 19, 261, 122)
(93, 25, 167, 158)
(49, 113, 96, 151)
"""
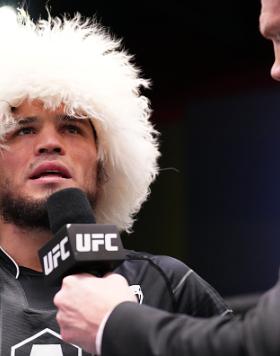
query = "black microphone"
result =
(38, 188, 126, 283)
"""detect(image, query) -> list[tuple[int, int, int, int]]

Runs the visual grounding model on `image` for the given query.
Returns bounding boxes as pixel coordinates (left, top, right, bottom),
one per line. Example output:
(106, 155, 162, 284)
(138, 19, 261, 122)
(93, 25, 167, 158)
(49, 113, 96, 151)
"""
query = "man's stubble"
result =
(0, 180, 97, 232)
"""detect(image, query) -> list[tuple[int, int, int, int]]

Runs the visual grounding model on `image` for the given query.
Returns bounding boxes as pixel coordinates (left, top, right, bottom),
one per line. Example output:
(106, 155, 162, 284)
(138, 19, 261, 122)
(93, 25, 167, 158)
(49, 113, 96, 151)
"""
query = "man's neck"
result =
(0, 220, 52, 272)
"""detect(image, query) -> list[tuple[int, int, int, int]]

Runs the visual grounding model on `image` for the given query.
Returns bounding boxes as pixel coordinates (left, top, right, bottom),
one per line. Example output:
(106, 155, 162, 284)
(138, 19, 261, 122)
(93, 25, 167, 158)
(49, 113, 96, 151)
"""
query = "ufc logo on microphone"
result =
(43, 237, 70, 275)
(76, 233, 119, 252)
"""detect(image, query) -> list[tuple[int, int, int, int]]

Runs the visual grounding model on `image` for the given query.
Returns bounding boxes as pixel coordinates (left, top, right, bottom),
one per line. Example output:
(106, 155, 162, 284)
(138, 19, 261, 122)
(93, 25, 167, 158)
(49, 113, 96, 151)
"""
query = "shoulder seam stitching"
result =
(173, 269, 193, 294)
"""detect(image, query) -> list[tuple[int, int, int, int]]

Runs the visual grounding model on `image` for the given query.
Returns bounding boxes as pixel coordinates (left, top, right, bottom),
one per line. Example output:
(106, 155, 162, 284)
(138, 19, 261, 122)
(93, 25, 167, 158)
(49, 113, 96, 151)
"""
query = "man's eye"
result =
(64, 124, 82, 134)
(16, 127, 36, 136)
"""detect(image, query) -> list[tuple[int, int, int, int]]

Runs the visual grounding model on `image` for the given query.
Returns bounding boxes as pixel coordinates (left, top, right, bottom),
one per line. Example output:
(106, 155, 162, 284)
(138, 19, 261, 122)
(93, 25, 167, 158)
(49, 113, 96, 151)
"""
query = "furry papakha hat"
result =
(0, 8, 160, 232)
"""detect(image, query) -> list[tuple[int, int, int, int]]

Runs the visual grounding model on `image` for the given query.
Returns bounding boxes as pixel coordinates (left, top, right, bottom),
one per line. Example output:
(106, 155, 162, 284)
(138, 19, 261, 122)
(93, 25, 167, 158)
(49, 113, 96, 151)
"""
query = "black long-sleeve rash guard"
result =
(0, 248, 231, 355)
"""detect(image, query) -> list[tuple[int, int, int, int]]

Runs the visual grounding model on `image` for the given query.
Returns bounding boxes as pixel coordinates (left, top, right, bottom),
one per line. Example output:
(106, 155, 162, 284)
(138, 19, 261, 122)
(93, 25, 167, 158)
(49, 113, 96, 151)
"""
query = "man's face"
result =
(0, 100, 98, 228)
(260, 0, 280, 80)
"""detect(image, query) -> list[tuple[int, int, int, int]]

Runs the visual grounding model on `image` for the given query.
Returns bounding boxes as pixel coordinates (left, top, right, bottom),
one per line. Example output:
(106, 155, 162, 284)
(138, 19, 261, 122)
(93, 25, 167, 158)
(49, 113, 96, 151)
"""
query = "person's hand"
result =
(54, 273, 136, 354)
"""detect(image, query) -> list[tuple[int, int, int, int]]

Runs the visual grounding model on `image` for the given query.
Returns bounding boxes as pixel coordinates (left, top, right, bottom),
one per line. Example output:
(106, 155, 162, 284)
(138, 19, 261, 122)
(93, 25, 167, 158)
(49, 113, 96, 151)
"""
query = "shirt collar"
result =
(0, 247, 20, 279)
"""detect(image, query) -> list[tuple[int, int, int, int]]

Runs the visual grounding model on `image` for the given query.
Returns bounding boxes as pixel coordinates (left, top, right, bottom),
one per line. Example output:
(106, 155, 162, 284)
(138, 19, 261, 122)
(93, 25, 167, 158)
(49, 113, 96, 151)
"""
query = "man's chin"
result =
(0, 184, 96, 231)
(27, 180, 81, 199)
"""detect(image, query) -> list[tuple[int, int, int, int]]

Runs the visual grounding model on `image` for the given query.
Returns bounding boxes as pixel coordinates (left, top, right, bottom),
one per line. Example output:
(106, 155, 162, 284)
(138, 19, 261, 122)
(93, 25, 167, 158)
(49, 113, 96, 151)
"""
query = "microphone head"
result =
(47, 188, 96, 234)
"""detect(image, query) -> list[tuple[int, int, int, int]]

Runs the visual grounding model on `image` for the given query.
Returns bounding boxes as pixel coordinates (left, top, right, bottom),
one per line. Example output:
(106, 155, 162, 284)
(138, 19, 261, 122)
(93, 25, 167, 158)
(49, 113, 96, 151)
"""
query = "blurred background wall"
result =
(3, 0, 280, 303)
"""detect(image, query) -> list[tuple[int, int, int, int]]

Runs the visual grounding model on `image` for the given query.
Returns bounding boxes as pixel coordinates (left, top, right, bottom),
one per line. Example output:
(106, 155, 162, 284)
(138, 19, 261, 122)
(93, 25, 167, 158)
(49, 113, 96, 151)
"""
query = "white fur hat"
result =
(0, 8, 160, 232)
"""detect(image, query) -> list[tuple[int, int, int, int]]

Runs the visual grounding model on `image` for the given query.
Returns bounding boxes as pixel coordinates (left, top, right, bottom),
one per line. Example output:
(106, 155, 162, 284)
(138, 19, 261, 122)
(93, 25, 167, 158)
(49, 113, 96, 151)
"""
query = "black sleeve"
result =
(148, 254, 231, 317)
(102, 279, 280, 356)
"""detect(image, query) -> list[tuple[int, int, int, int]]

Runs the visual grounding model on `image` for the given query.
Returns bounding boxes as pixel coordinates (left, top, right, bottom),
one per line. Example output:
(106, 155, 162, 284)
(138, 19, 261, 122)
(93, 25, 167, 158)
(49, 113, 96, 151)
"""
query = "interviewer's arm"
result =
(102, 279, 280, 356)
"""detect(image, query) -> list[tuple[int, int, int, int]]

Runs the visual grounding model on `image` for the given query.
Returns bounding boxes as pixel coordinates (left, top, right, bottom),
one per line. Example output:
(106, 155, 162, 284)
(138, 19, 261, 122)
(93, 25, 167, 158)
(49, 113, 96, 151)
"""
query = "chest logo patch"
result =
(11, 328, 82, 356)
(129, 284, 144, 304)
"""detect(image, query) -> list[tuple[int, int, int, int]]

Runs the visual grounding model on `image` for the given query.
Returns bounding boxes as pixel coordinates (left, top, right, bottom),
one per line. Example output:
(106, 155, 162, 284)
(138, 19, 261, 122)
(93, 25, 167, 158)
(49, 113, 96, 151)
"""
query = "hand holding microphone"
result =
(38, 188, 130, 353)
(54, 273, 136, 354)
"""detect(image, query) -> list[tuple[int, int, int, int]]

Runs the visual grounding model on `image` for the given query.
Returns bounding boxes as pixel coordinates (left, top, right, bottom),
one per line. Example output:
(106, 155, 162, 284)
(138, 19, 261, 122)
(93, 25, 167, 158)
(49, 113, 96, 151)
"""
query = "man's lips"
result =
(29, 162, 72, 180)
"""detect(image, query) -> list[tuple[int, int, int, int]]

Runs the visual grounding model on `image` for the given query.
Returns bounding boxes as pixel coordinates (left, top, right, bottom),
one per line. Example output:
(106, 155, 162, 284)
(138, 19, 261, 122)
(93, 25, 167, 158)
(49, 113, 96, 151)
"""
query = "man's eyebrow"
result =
(57, 114, 90, 125)
(17, 116, 38, 125)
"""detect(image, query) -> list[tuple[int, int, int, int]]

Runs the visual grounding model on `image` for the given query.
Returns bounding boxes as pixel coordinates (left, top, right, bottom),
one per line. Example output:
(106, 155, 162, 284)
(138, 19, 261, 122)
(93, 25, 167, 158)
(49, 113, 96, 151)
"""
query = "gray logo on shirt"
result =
(11, 328, 82, 356)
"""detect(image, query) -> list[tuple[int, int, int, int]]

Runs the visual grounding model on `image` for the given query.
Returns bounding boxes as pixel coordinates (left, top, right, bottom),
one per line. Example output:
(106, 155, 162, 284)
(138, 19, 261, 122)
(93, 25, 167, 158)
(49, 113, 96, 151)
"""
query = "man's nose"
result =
(34, 128, 66, 155)
(270, 43, 280, 81)
(271, 61, 280, 81)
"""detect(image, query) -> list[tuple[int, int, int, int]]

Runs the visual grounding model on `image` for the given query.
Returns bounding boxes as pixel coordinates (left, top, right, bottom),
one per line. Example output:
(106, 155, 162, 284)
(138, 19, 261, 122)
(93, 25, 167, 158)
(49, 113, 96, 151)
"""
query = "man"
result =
(0, 8, 230, 356)
(56, 272, 280, 356)
(54, 0, 280, 355)
(259, 0, 280, 81)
